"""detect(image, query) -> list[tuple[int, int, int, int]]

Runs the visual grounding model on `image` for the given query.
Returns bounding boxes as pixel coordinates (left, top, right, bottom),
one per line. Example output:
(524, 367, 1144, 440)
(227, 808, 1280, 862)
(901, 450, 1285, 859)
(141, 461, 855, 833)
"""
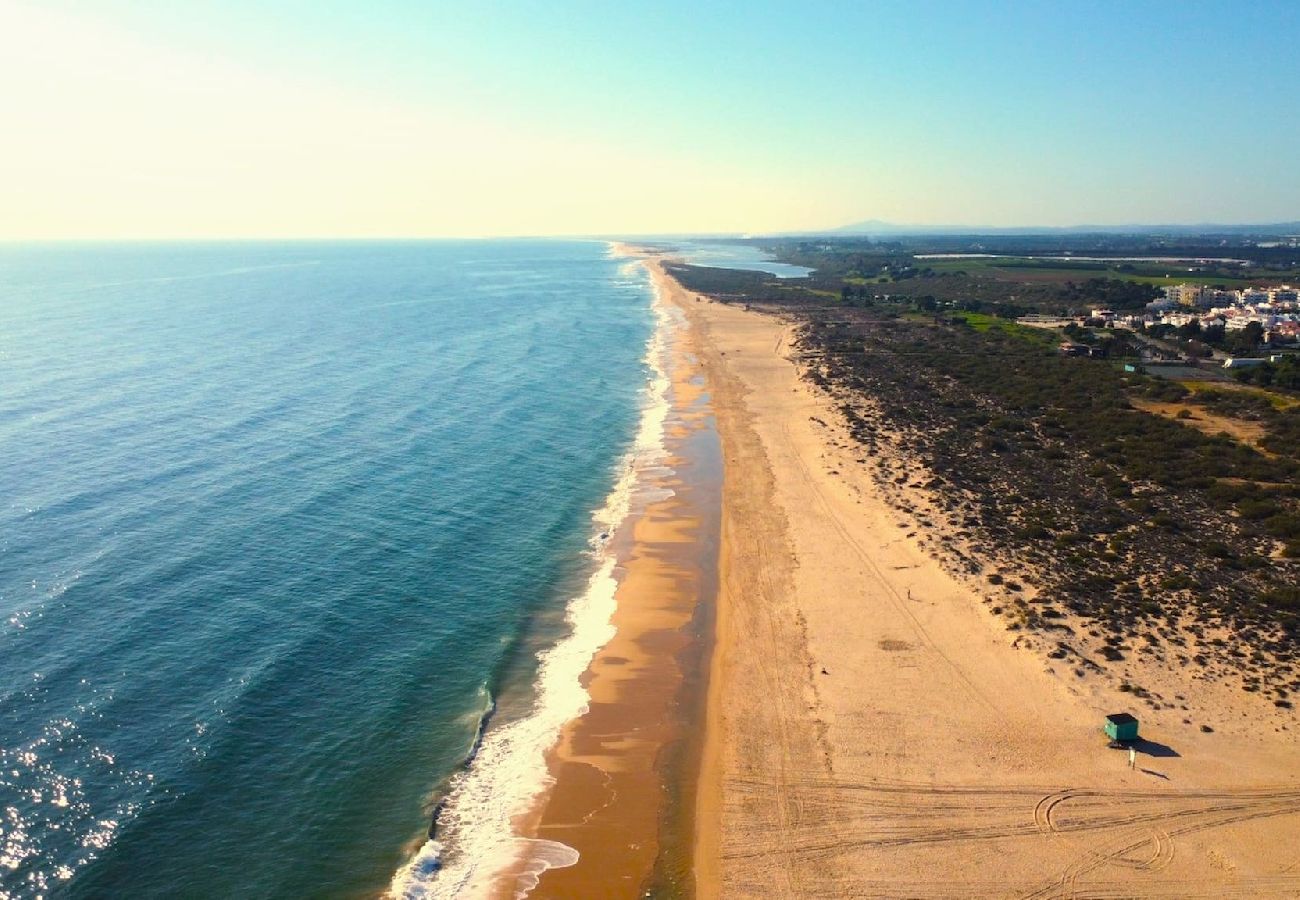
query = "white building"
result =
(1163, 284, 1208, 307)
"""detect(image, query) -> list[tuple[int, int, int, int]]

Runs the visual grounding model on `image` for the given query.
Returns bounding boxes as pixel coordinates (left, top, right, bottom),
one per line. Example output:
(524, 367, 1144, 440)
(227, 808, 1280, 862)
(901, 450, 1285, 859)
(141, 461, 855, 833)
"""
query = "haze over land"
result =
(2, 0, 1298, 239)
(824, 220, 1300, 237)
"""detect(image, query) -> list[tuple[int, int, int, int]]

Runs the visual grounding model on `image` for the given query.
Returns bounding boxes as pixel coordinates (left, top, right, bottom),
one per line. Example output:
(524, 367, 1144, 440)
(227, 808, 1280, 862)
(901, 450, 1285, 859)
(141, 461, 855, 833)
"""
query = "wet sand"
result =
(505, 250, 721, 898)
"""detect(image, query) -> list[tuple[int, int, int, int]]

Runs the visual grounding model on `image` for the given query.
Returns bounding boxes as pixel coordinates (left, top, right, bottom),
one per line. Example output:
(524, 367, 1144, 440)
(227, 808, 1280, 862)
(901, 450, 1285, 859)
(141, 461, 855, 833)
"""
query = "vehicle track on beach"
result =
(764, 326, 1007, 720)
(719, 777, 1300, 897)
(832, 874, 1300, 899)
(1034, 786, 1300, 837)
(1023, 786, 1300, 899)
(703, 311, 832, 897)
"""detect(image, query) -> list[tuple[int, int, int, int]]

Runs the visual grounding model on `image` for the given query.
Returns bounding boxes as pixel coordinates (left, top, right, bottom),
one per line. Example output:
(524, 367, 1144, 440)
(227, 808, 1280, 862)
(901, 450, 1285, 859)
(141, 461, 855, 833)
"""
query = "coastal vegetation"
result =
(669, 237, 1300, 704)
(1235, 355, 1300, 390)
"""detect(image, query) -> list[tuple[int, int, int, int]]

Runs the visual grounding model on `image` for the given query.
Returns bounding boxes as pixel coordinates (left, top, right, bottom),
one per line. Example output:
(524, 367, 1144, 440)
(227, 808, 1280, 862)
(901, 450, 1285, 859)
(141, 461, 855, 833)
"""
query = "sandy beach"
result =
(504, 247, 1300, 899)
(645, 257, 1300, 898)
(504, 247, 720, 898)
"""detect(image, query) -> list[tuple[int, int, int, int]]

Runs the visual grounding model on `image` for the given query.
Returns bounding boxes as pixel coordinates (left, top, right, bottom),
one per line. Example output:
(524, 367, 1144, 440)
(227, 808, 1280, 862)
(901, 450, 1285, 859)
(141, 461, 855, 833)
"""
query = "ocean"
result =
(0, 240, 659, 898)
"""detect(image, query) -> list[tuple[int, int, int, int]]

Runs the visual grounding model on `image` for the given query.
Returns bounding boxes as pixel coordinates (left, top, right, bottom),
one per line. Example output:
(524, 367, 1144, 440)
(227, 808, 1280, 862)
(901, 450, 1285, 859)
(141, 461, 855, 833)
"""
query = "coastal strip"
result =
(657, 259, 1300, 897)
(499, 246, 721, 897)
(398, 244, 1300, 900)
(388, 245, 708, 899)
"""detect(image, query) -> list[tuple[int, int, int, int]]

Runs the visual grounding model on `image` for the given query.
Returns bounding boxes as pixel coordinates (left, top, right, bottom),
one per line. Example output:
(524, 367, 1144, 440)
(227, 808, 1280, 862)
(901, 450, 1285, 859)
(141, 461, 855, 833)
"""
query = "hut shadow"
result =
(1133, 738, 1180, 758)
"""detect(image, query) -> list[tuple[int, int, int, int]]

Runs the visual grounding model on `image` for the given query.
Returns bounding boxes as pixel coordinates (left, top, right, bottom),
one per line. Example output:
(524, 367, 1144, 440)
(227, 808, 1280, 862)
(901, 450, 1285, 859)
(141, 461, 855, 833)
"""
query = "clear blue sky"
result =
(4, 0, 1298, 237)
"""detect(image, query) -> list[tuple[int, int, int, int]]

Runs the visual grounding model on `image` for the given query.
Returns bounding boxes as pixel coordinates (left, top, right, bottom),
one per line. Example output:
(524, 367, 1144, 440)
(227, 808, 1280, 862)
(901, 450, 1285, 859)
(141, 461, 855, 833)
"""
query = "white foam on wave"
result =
(388, 254, 675, 900)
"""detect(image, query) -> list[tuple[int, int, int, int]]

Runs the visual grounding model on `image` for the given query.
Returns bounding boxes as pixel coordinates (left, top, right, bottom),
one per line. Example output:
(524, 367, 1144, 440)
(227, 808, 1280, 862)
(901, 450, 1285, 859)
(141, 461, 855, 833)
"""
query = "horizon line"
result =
(3, 220, 1300, 244)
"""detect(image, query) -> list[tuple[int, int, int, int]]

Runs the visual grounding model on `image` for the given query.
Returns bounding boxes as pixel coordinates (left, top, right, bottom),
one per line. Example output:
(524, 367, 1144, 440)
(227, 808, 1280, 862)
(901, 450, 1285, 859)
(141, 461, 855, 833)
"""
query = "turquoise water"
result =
(0, 241, 655, 898)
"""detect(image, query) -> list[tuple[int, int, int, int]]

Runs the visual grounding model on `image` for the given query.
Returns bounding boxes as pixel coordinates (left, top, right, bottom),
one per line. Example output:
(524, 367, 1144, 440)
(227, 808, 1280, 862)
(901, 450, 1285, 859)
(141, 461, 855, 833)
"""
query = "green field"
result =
(949, 311, 1056, 343)
(916, 256, 1284, 287)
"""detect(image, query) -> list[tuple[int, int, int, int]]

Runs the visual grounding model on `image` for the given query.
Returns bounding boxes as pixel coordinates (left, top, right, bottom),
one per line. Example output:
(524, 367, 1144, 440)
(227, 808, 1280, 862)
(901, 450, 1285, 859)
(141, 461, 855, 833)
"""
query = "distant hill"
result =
(821, 220, 1300, 237)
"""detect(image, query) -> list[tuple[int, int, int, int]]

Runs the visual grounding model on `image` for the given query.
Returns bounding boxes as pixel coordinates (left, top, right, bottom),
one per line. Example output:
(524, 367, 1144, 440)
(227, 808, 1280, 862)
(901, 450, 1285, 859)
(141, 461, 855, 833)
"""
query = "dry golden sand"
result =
(1130, 397, 1274, 456)
(503, 250, 719, 898)
(644, 260, 1300, 899)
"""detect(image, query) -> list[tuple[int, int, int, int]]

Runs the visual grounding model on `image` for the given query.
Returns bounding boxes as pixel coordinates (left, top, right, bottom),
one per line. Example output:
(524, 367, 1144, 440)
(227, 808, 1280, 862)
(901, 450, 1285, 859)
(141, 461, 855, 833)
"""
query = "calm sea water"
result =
(669, 241, 813, 278)
(0, 240, 655, 898)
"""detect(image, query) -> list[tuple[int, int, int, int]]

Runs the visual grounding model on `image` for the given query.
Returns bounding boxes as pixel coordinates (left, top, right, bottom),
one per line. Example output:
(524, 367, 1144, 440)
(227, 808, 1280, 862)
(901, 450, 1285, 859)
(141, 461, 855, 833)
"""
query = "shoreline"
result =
(387, 244, 702, 899)
(654, 259, 1300, 897)
(503, 246, 721, 897)
(428, 244, 1300, 899)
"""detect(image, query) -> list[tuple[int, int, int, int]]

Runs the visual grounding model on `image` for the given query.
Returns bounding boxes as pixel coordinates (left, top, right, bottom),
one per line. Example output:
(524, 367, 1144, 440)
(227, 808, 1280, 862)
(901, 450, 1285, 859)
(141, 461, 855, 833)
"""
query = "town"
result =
(1093, 282, 1300, 348)
(1056, 282, 1299, 380)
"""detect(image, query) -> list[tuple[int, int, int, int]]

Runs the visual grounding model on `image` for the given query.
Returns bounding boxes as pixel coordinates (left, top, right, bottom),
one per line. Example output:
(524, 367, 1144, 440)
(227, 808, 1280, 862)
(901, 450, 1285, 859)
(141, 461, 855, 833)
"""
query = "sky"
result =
(2, 0, 1299, 239)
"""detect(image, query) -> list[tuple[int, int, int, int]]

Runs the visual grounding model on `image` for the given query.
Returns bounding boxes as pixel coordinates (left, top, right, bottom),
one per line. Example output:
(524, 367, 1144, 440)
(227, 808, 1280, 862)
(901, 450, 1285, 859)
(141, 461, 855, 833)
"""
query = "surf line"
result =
(388, 252, 673, 899)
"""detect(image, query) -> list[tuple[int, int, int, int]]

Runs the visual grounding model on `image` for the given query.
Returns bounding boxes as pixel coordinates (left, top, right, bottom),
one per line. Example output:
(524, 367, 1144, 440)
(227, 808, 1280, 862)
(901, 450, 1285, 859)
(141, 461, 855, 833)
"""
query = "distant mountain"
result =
(821, 220, 1300, 237)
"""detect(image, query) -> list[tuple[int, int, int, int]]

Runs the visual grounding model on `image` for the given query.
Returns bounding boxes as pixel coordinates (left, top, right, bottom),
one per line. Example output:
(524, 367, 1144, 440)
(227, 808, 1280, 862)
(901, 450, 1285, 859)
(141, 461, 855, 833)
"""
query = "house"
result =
(1222, 357, 1268, 369)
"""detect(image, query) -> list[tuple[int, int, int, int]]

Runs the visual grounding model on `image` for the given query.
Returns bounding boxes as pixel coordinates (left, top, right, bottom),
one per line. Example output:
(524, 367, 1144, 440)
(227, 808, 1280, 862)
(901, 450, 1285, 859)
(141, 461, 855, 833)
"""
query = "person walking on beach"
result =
(1128, 747, 1137, 770)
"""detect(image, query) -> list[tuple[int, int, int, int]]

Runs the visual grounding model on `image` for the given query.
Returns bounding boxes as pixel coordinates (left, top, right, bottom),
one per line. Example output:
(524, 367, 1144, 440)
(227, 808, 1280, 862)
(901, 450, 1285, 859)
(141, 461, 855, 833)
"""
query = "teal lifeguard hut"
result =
(1104, 712, 1139, 742)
